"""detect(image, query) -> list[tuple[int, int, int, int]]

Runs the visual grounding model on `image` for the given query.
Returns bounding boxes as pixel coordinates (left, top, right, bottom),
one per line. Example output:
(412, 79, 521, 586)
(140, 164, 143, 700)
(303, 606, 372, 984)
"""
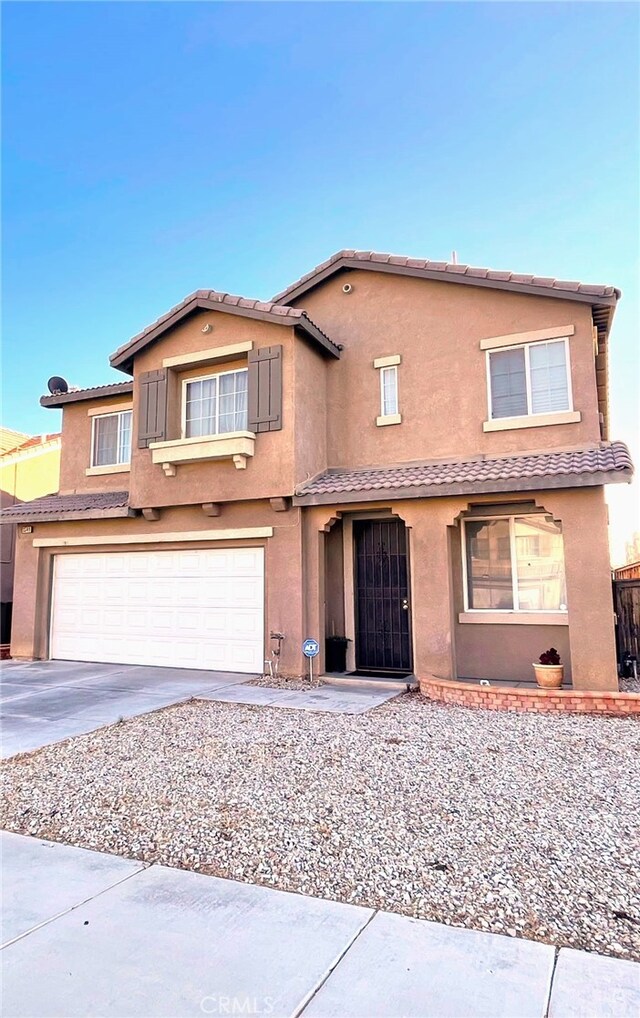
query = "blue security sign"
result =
(302, 638, 320, 658)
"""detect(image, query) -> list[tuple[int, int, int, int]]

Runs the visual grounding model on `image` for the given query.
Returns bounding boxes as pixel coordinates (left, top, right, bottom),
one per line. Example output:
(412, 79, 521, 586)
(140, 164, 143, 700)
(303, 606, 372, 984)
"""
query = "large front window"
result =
(488, 339, 571, 419)
(463, 513, 567, 612)
(91, 410, 132, 467)
(183, 369, 248, 438)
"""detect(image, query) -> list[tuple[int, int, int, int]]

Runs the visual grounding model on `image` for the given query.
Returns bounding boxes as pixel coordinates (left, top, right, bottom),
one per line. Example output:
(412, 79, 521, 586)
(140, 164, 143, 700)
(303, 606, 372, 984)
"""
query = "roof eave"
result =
(40, 382, 134, 408)
(0, 506, 136, 524)
(292, 467, 632, 507)
(109, 296, 340, 373)
(276, 257, 620, 310)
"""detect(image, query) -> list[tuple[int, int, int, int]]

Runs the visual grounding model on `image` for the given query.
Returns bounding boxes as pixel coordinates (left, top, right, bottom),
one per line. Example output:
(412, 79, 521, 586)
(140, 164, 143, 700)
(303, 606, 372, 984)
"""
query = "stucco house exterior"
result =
(0, 431, 61, 649)
(2, 251, 633, 690)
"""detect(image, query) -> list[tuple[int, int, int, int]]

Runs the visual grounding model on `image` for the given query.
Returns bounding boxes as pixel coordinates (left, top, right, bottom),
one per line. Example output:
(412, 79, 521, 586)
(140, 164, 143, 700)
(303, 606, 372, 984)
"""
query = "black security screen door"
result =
(353, 518, 413, 674)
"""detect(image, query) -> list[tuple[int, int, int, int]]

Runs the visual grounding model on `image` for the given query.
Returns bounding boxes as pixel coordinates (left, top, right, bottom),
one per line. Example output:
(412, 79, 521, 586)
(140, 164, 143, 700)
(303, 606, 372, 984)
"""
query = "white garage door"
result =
(50, 548, 264, 673)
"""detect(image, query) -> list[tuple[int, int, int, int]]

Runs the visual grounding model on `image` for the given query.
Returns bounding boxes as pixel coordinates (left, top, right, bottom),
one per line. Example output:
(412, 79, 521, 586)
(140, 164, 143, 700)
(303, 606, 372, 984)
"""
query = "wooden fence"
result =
(613, 579, 640, 662)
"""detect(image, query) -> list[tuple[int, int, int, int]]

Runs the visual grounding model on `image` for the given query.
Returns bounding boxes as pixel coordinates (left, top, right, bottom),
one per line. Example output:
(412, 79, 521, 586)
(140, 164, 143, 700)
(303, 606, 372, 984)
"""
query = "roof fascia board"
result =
(292, 469, 632, 506)
(294, 319, 341, 358)
(277, 258, 619, 309)
(109, 297, 339, 372)
(1, 506, 135, 524)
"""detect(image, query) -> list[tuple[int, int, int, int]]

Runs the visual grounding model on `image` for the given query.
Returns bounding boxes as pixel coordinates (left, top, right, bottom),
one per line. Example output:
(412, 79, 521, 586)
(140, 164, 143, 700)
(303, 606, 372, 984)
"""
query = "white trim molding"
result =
(373, 354, 402, 369)
(150, 431, 255, 474)
(376, 413, 402, 427)
(33, 527, 273, 548)
(458, 611, 569, 626)
(85, 463, 130, 476)
(163, 340, 253, 370)
(483, 410, 581, 432)
(480, 324, 575, 351)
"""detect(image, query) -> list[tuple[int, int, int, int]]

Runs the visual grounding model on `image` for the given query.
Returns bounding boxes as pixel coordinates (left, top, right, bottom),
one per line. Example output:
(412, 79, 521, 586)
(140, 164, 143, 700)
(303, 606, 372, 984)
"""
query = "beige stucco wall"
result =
(295, 270, 601, 469)
(10, 500, 306, 677)
(58, 396, 133, 495)
(130, 311, 303, 508)
(301, 486, 617, 691)
(11, 485, 617, 691)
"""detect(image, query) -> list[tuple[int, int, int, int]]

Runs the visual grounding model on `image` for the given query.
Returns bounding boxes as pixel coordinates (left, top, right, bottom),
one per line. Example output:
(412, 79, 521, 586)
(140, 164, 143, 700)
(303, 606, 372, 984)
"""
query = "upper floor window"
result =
(380, 365, 399, 417)
(91, 410, 132, 467)
(463, 513, 567, 612)
(488, 338, 572, 420)
(183, 368, 248, 439)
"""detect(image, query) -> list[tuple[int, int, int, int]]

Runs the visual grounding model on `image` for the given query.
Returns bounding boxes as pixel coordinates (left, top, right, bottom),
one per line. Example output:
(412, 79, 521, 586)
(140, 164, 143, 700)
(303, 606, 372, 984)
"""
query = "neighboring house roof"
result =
(40, 382, 133, 409)
(0, 427, 31, 454)
(109, 290, 341, 374)
(273, 249, 620, 312)
(0, 490, 132, 523)
(293, 441, 633, 506)
(1, 433, 61, 458)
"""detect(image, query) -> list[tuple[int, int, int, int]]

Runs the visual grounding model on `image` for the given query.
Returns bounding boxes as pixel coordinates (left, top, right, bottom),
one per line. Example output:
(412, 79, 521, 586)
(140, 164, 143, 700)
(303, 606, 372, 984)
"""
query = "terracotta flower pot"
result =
(533, 664, 564, 689)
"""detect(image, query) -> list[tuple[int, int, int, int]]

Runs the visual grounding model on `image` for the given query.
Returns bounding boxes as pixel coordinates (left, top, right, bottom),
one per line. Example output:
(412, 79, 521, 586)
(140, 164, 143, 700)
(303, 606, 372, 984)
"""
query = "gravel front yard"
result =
(2, 694, 639, 961)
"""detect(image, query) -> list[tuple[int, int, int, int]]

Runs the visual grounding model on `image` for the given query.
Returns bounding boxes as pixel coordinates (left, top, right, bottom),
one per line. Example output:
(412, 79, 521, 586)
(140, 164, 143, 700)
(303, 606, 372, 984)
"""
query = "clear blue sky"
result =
(3, 2, 638, 557)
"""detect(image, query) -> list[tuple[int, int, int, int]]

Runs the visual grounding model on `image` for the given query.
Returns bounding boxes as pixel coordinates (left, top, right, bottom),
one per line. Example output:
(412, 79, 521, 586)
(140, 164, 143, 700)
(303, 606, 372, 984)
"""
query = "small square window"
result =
(91, 411, 132, 467)
(488, 339, 571, 420)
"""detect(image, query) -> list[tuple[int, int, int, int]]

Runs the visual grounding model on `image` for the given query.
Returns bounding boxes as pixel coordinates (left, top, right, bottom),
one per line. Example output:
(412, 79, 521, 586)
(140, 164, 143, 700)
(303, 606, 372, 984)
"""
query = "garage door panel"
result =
(50, 548, 264, 673)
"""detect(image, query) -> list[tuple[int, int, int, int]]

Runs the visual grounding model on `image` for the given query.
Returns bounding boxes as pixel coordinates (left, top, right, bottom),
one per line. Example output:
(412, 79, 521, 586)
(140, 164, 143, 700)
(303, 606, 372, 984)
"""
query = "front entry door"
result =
(353, 518, 413, 674)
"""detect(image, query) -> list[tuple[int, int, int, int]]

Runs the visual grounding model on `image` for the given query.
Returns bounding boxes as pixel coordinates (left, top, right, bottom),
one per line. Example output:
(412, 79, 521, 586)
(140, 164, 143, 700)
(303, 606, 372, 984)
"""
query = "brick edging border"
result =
(420, 677, 640, 715)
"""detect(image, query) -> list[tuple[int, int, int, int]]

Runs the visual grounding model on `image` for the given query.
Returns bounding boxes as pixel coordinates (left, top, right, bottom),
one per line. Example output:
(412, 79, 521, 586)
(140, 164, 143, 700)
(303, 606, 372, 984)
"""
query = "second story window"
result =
(183, 368, 248, 438)
(488, 338, 572, 420)
(380, 365, 399, 418)
(91, 410, 132, 467)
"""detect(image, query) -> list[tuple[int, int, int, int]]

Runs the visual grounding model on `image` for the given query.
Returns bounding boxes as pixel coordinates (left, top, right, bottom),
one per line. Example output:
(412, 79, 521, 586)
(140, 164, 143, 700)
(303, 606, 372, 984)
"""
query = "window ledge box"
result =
(85, 463, 130, 476)
(149, 431, 255, 476)
(483, 410, 581, 433)
(458, 611, 569, 626)
(376, 413, 402, 427)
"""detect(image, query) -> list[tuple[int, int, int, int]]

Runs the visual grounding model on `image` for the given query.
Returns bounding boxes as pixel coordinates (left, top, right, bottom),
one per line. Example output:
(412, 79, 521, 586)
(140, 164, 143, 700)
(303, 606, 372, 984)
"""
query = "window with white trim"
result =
(91, 410, 132, 467)
(380, 365, 399, 417)
(487, 338, 572, 420)
(462, 513, 567, 612)
(183, 368, 248, 438)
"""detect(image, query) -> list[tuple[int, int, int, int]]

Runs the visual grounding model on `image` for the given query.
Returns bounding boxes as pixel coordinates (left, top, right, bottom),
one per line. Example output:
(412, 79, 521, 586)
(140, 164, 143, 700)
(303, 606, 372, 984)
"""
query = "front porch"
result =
(300, 487, 620, 693)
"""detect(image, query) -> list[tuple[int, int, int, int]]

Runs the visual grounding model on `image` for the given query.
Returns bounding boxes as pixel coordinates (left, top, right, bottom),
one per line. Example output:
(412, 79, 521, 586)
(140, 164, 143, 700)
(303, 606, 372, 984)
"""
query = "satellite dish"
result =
(47, 376, 69, 395)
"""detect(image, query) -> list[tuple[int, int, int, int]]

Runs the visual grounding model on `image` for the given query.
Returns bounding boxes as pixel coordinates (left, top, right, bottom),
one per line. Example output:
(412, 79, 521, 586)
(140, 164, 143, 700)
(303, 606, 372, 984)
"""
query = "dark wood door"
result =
(354, 519, 413, 674)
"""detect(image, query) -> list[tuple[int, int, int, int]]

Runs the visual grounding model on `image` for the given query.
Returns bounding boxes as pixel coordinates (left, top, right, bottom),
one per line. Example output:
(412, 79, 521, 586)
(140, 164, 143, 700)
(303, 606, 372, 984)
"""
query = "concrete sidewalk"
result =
(2, 832, 638, 1018)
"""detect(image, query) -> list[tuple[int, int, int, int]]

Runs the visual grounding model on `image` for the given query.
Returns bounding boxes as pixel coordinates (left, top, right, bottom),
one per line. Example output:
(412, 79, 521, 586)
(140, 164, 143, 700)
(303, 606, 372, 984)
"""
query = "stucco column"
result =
(400, 500, 457, 681)
(544, 487, 618, 691)
(10, 533, 44, 660)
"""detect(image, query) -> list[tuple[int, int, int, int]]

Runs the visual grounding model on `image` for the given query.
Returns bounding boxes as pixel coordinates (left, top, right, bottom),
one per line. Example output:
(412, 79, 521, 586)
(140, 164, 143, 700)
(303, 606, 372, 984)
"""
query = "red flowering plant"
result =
(539, 647, 561, 666)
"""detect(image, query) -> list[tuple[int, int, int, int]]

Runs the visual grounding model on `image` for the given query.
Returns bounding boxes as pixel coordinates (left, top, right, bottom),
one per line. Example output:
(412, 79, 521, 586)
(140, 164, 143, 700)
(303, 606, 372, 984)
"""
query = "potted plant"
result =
(533, 647, 564, 688)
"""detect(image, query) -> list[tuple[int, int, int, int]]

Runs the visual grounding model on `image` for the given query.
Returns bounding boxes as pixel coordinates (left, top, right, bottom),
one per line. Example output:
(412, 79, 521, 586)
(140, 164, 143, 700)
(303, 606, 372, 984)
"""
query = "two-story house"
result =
(3, 251, 633, 690)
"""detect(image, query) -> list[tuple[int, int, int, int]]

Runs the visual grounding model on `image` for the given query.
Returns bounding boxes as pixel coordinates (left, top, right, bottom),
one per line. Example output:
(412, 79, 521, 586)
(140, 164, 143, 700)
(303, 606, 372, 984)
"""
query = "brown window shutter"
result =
(138, 369, 168, 448)
(248, 345, 283, 433)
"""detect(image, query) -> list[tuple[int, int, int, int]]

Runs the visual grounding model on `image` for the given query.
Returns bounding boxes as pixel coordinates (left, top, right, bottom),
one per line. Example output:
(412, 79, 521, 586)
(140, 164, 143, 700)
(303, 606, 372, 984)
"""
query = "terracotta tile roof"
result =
(40, 382, 134, 408)
(273, 249, 621, 305)
(0, 427, 31, 454)
(1, 433, 61, 457)
(293, 442, 633, 504)
(109, 289, 340, 372)
(0, 490, 130, 522)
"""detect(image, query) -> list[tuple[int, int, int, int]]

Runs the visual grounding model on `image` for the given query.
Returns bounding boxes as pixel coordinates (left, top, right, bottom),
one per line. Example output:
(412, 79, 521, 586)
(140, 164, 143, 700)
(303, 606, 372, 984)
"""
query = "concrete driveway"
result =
(3, 832, 638, 1018)
(0, 661, 250, 758)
